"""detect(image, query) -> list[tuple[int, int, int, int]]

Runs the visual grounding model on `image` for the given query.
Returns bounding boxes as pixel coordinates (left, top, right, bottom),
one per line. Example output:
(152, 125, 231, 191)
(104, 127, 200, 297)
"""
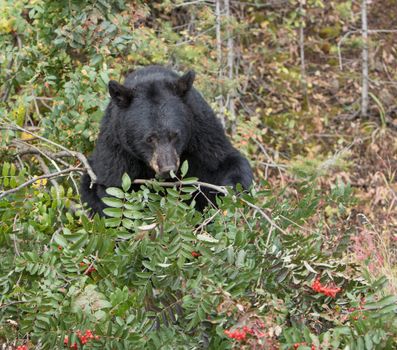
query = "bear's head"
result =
(108, 71, 195, 178)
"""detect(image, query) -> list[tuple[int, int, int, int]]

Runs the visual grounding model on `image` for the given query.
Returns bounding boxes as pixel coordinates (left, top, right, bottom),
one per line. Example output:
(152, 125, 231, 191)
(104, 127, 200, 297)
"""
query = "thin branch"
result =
(13, 139, 65, 169)
(0, 167, 83, 200)
(35, 154, 61, 202)
(337, 30, 358, 70)
(251, 137, 286, 185)
(240, 198, 287, 235)
(194, 209, 221, 233)
(12, 214, 20, 257)
(0, 300, 30, 309)
(259, 161, 288, 169)
(1, 122, 96, 184)
(132, 178, 287, 234)
(174, 0, 212, 7)
(132, 179, 229, 195)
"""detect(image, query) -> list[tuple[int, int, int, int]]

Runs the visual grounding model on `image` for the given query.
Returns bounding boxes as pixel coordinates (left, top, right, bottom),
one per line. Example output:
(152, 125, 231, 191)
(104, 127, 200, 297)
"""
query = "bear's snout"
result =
(149, 145, 180, 178)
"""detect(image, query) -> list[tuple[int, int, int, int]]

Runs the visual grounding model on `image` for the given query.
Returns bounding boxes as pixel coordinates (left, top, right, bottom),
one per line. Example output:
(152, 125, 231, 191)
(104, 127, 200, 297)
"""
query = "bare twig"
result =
(194, 209, 221, 233)
(337, 30, 358, 70)
(132, 179, 229, 195)
(132, 178, 287, 234)
(0, 300, 30, 309)
(174, 0, 211, 7)
(251, 137, 286, 185)
(34, 154, 61, 202)
(12, 214, 20, 257)
(0, 121, 96, 184)
(0, 167, 83, 200)
(240, 199, 287, 235)
(13, 139, 65, 169)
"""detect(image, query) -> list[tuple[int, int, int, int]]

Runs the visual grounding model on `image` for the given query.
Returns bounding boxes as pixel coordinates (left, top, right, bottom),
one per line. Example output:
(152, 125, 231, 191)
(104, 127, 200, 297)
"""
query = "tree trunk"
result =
(361, 0, 369, 118)
(299, 0, 309, 109)
(215, 0, 225, 128)
(225, 0, 236, 133)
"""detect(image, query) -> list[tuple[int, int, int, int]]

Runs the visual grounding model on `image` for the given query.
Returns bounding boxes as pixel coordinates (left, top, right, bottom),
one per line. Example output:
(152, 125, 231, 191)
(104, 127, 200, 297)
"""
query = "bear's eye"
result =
(169, 132, 178, 141)
(146, 136, 155, 144)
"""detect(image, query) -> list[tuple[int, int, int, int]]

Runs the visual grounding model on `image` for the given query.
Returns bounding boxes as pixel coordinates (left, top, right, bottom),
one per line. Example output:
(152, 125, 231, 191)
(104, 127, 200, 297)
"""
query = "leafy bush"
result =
(1, 164, 396, 349)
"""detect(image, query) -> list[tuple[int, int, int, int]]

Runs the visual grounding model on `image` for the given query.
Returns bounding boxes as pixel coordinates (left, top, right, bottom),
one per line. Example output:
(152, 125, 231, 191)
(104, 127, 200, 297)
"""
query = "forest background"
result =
(0, 0, 396, 349)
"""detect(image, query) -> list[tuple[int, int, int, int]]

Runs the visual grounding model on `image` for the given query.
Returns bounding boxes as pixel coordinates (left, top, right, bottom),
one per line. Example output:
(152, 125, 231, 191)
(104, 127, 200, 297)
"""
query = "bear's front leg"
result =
(217, 152, 253, 191)
(80, 173, 108, 216)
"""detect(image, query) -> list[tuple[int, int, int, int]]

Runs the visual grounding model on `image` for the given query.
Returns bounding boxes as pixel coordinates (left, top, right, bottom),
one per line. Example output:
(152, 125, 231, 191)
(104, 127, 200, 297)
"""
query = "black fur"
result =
(80, 66, 253, 215)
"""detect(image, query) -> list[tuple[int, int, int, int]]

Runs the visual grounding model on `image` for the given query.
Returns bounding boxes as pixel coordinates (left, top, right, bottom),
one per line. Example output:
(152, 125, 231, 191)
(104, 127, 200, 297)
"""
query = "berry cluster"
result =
(17, 346, 28, 350)
(64, 329, 99, 349)
(224, 323, 265, 342)
(311, 278, 341, 298)
(293, 342, 316, 349)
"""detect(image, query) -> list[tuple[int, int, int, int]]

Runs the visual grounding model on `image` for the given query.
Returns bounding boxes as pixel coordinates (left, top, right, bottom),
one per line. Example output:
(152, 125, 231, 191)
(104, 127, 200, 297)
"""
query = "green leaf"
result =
(122, 218, 134, 230)
(102, 197, 124, 208)
(235, 250, 246, 268)
(106, 187, 125, 199)
(122, 173, 132, 192)
(103, 207, 123, 218)
(181, 160, 189, 178)
(106, 218, 122, 227)
(53, 232, 68, 247)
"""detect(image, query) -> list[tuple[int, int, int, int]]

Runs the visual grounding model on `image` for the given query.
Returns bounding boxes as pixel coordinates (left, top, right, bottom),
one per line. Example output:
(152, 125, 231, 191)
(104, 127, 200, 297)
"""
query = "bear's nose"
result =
(158, 165, 178, 178)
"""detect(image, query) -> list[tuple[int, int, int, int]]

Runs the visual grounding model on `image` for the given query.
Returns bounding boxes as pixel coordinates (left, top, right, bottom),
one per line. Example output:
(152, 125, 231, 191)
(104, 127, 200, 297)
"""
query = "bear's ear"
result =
(175, 70, 195, 96)
(108, 80, 133, 108)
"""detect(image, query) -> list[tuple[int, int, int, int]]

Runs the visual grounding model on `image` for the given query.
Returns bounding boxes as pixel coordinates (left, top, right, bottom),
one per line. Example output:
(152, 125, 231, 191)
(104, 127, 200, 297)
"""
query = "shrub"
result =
(1, 165, 396, 349)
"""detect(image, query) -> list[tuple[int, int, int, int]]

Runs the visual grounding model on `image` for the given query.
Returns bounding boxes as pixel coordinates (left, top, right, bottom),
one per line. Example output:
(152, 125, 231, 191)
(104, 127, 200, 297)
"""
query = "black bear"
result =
(80, 65, 253, 215)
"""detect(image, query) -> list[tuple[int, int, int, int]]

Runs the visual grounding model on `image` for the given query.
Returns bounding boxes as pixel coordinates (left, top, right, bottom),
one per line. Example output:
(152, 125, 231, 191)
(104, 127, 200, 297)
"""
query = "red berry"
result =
(191, 251, 201, 258)
(16, 346, 28, 350)
(85, 329, 94, 339)
(85, 265, 96, 274)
